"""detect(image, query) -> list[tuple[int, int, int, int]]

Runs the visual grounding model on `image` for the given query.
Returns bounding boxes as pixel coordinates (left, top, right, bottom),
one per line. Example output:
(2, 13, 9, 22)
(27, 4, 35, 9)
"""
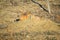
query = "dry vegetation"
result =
(0, 0, 60, 40)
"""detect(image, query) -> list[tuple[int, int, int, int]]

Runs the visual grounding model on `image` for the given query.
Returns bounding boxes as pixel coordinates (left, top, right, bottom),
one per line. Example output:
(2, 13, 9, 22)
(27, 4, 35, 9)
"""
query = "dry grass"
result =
(0, 0, 60, 40)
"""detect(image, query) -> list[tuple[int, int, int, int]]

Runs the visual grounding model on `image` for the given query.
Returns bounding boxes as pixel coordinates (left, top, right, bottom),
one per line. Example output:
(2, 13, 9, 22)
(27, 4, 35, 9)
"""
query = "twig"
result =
(31, 0, 49, 12)
(47, 0, 51, 13)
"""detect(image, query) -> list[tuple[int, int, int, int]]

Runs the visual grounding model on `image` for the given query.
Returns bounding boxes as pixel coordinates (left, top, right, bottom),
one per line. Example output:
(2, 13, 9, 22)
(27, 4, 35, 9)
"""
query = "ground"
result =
(0, 0, 60, 40)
